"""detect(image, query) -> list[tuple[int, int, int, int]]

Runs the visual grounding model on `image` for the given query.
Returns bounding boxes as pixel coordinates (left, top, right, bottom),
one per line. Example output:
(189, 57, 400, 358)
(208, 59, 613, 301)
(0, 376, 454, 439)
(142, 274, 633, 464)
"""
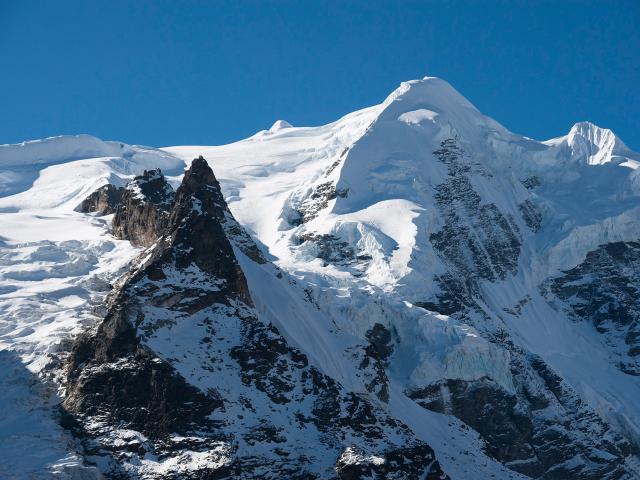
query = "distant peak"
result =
(569, 121, 612, 138)
(269, 119, 293, 132)
(567, 121, 627, 165)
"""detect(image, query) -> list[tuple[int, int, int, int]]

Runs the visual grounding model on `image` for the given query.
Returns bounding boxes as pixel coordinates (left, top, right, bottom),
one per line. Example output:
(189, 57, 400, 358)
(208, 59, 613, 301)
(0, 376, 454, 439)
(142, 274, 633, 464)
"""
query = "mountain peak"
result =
(269, 119, 293, 132)
(382, 76, 477, 112)
(371, 76, 510, 143)
(566, 121, 628, 165)
(182, 155, 218, 189)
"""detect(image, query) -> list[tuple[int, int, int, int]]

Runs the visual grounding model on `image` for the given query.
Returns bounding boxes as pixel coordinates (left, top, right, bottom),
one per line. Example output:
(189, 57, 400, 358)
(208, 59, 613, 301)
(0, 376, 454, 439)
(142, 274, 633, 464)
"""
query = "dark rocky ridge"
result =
(63, 157, 448, 479)
(76, 184, 124, 215)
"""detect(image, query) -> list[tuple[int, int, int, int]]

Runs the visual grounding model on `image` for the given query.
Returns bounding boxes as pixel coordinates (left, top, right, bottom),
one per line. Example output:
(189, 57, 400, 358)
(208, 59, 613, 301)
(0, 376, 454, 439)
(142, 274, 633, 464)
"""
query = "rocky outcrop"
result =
(518, 199, 543, 232)
(64, 338, 221, 438)
(289, 181, 349, 226)
(298, 232, 357, 266)
(335, 444, 447, 480)
(408, 340, 633, 479)
(75, 184, 124, 215)
(548, 241, 640, 376)
(112, 168, 175, 247)
(62, 157, 447, 479)
(521, 175, 541, 190)
(356, 323, 393, 403)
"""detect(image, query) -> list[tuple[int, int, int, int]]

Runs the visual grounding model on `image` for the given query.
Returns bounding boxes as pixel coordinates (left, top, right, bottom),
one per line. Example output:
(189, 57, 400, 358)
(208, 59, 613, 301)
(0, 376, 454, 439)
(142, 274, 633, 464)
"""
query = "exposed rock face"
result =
(300, 181, 349, 223)
(548, 241, 640, 376)
(335, 444, 447, 480)
(430, 139, 521, 285)
(356, 323, 393, 403)
(75, 184, 124, 215)
(298, 232, 357, 266)
(425, 139, 522, 316)
(289, 181, 349, 226)
(64, 338, 221, 438)
(112, 168, 175, 247)
(518, 199, 543, 232)
(62, 157, 447, 479)
(521, 175, 541, 190)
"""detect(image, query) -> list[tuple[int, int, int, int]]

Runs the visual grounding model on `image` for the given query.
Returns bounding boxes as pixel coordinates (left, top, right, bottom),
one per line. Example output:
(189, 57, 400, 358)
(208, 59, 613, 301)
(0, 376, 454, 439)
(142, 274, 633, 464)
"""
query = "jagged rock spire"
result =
(164, 156, 252, 302)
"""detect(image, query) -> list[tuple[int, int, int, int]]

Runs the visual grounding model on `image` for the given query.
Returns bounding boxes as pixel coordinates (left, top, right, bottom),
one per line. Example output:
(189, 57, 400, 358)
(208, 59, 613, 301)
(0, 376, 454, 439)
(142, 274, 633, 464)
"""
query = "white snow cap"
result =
(372, 76, 513, 144)
(0, 134, 122, 168)
(269, 119, 293, 132)
(567, 121, 627, 165)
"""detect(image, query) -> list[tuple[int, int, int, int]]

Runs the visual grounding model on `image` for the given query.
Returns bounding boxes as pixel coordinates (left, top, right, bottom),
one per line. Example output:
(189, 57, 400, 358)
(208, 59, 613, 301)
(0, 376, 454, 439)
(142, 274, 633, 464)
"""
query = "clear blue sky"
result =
(1, 1, 638, 149)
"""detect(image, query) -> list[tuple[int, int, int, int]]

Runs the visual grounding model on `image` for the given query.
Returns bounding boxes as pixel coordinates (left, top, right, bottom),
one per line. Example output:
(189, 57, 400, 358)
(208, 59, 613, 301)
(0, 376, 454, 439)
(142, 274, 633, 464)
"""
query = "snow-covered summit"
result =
(543, 120, 637, 167)
(366, 76, 523, 155)
(269, 119, 293, 132)
(567, 121, 635, 165)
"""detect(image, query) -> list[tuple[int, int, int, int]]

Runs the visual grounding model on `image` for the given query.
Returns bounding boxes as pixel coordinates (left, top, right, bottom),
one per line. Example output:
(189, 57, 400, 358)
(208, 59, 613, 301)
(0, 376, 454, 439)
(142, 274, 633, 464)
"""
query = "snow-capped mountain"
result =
(1, 77, 639, 479)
